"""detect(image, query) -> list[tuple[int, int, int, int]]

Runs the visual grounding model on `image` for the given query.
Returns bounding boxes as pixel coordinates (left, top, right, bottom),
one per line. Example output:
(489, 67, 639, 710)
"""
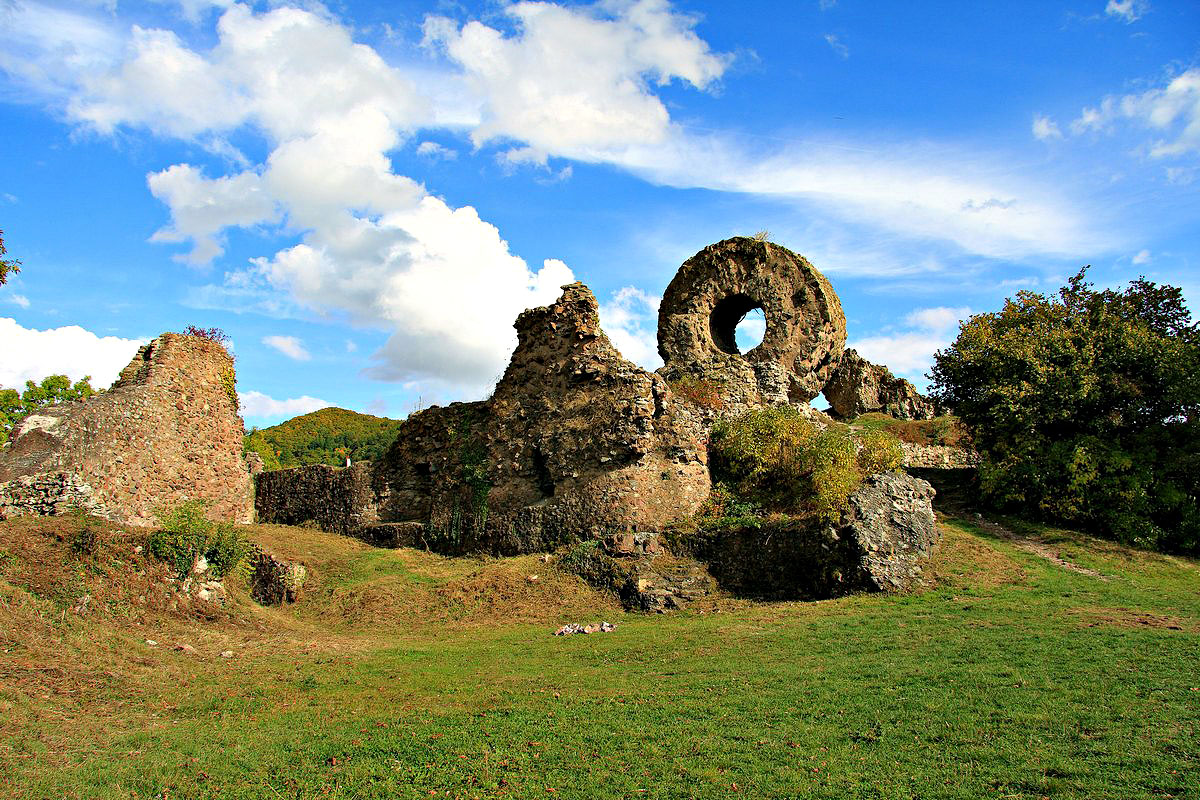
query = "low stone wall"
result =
(246, 545, 306, 605)
(254, 462, 381, 535)
(901, 442, 980, 469)
(0, 471, 112, 520)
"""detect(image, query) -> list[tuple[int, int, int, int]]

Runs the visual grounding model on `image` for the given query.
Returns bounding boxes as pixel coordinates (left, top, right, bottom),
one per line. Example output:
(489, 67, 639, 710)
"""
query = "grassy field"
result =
(1, 514, 1197, 799)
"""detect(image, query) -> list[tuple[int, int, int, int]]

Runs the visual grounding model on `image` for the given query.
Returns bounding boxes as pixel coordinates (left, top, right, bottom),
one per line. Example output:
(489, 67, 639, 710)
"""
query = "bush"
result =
(929, 269, 1200, 554)
(150, 499, 249, 579)
(708, 407, 903, 522)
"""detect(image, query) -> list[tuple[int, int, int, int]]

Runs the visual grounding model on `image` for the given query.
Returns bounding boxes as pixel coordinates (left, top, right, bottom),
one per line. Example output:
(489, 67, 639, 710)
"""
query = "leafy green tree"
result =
(929, 268, 1200, 554)
(0, 229, 19, 285)
(0, 375, 98, 444)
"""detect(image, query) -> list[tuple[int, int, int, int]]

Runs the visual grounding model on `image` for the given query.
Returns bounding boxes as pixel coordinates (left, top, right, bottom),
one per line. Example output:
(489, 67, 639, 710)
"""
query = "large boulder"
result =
(657, 237, 846, 407)
(823, 348, 935, 420)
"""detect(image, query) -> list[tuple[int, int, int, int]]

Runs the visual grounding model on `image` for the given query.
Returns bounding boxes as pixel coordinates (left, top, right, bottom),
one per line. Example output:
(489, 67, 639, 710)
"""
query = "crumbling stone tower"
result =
(0, 333, 254, 526)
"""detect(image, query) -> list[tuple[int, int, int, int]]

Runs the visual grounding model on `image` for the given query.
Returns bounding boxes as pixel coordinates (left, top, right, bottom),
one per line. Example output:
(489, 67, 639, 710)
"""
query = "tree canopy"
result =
(0, 229, 20, 285)
(929, 268, 1200, 554)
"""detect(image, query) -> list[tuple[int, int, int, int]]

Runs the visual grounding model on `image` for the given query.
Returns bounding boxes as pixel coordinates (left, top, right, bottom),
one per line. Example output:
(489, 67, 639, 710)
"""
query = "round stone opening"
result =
(710, 293, 765, 355)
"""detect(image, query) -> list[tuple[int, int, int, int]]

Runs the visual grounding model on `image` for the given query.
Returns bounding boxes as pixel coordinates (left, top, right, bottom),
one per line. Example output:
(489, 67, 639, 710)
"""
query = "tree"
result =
(0, 229, 20, 285)
(929, 268, 1200, 554)
(0, 375, 98, 445)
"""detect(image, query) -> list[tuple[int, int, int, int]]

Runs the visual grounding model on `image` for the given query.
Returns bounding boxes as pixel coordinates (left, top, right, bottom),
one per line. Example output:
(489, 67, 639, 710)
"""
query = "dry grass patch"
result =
(1068, 606, 1197, 632)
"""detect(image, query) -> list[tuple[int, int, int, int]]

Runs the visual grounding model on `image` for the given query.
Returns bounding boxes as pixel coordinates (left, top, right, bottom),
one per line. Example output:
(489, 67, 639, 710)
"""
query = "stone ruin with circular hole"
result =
(254, 237, 949, 606)
(657, 237, 847, 410)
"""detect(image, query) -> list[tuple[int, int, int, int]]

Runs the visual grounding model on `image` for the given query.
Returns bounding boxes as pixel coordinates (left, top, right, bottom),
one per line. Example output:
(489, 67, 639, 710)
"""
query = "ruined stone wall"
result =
(0, 334, 253, 526)
(657, 237, 846, 407)
(254, 462, 380, 535)
(824, 348, 936, 420)
(360, 283, 711, 555)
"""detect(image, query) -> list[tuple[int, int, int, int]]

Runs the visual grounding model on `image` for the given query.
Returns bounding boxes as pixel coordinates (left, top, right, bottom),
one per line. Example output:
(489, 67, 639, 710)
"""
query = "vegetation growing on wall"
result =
(707, 407, 903, 523)
(849, 412, 970, 448)
(244, 407, 404, 471)
(929, 268, 1200, 554)
(0, 374, 98, 445)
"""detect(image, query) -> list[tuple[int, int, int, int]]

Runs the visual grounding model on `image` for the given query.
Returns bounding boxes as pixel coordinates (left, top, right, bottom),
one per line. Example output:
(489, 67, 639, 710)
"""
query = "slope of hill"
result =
(2, 512, 1197, 799)
(244, 407, 403, 471)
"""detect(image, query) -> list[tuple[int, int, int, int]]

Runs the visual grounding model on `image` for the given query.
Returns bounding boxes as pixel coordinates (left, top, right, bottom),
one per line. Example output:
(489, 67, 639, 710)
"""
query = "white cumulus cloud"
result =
(237, 390, 330, 421)
(1071, 68, 1200, 157)
(0, 318, 146, 390)
(1105, 0, 1148, 23)
(423, 0, 729, 163)
(262, 334, 311, 361)
(849, 306, 972, 383)
(1032, 114, 1062, 141)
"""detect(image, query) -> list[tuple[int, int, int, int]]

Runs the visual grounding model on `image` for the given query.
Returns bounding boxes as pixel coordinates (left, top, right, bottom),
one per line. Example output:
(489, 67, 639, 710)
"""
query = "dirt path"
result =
(969, 517, 1108, 580)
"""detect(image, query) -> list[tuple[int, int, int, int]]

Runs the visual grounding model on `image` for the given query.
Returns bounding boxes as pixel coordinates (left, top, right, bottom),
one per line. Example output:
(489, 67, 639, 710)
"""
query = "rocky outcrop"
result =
(824, 349, 935, 420)
(657, 237, 846, 408)
(672, 471, 938, 599)
(843, 470, 939, 591)
(0, 334, 253, 526)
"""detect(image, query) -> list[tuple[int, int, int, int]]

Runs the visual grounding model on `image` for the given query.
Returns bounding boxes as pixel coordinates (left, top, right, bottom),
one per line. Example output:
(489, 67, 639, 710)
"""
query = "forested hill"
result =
(244, 407, 404, 472)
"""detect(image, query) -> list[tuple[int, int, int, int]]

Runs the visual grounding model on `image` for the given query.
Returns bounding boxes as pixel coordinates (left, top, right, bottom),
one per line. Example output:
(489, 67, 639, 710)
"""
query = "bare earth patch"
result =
(967, 516, 1108, 579)
(1069, 606, 1197, 632)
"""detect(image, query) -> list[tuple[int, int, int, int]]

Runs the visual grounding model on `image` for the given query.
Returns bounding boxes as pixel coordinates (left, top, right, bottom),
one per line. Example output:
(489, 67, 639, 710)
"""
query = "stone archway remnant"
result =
(657, 237, 846, 406)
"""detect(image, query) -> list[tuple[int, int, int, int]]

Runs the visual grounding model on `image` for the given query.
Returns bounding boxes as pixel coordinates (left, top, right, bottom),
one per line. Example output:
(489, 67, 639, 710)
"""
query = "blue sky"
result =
(1, 0, 1197, 427)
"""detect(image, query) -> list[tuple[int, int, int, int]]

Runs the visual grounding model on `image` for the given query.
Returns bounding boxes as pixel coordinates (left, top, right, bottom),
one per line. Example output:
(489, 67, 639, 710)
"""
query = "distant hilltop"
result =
(244, 407, 404, 472)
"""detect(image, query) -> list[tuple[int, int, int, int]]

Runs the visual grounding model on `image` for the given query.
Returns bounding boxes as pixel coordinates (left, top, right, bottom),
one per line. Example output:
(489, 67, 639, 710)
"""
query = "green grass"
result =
(1, 517, 1197, 799)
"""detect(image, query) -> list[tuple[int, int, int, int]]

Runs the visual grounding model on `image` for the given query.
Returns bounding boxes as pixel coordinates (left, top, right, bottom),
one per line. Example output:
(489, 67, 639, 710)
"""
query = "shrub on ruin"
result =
(929, 269, 1200, 554)
(150, 498, 249, 579)
(183, 325, 229, 345)
(708, 407, 903, 522)
(668, 375, 726, 410)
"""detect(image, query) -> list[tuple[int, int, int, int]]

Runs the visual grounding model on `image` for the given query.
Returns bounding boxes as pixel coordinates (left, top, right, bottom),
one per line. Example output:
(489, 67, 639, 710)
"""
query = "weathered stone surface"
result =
(254, 462, 380, 535)
(0, 334, 253, 526)
(0, 472, 112, 519)
(657, 237, 846, 406)
(824, 348, 935, 420)
(257, 283, 712, 555)
(672, 471, 938, 599)
(845, 470, 939, 592)
(900, 441, 980, 470)
(247, 545, 306, 605)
